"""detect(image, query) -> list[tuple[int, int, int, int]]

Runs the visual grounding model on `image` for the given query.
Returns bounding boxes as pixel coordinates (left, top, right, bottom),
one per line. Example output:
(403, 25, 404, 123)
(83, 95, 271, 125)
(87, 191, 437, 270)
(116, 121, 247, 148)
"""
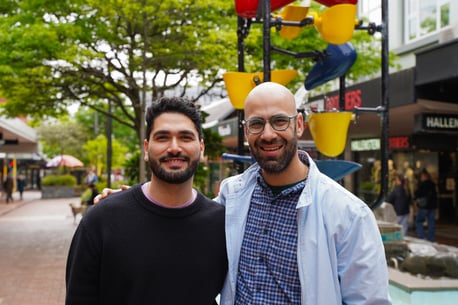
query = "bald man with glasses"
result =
(217, 82, 390, 305)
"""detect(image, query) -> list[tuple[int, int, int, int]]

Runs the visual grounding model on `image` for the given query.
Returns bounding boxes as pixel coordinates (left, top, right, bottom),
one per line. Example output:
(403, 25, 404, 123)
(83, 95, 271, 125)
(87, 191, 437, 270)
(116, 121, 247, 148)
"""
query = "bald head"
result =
(244, 82, 296, 115)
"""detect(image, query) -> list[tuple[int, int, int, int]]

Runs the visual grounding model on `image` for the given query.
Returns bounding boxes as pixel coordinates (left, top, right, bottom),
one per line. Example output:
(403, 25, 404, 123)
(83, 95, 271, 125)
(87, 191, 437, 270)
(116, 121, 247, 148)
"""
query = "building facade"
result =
(305, 0, 458, 223)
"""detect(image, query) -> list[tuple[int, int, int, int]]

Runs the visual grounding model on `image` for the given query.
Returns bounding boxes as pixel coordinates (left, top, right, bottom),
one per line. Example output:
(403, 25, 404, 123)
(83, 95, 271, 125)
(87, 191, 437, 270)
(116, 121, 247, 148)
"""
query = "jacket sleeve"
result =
(338, 206, 391, 305)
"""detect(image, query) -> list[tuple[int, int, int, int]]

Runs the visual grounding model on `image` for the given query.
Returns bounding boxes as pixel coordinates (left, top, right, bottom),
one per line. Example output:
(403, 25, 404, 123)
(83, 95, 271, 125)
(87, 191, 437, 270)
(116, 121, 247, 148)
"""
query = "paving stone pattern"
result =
(0, 192, 77, 305)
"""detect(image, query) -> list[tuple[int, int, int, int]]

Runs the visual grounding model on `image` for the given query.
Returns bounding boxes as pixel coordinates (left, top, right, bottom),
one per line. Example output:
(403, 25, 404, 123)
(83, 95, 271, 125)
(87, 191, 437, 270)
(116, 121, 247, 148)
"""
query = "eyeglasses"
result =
(242, 114, 298, 135)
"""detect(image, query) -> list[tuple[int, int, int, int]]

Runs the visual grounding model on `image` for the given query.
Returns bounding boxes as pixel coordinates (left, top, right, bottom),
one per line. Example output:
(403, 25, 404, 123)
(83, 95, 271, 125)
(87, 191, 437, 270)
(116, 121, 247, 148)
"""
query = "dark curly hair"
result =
(145, 97, 203, 140)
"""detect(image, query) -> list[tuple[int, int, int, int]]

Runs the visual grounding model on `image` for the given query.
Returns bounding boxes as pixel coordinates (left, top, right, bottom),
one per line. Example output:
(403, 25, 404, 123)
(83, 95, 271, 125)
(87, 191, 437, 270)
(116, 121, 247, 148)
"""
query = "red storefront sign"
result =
(324, 89, 362, 110)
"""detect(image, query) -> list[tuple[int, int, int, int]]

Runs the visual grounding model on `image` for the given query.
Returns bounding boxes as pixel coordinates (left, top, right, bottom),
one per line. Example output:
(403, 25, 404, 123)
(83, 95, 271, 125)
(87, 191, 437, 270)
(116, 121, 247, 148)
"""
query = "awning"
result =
(201, 98, 236, 129)
(0, 117, 39, 153)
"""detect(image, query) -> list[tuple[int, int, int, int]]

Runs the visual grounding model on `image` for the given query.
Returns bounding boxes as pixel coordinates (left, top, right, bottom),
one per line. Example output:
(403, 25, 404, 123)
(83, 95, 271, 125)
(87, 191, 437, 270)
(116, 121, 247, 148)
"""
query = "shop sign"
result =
(325, 89, 362, 110)
(218, 123, 233, 137)
(213, 117, 239, 138)
(389, 136, 409, 150)
(415, 113, 458, 133)
(351, 138, 380, 151)
(352, 136, 410, 151)
(305, 89, 362, 112)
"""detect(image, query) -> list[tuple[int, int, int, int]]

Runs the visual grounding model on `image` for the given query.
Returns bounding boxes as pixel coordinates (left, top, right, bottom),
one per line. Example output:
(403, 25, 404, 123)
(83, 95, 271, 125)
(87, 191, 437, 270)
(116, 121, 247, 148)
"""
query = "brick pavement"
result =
(0, 190, 78, 305)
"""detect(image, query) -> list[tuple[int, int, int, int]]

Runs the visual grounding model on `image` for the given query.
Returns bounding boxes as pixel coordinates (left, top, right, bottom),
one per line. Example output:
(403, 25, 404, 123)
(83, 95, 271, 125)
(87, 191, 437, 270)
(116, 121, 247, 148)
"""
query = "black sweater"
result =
(66, 184, 227, 305)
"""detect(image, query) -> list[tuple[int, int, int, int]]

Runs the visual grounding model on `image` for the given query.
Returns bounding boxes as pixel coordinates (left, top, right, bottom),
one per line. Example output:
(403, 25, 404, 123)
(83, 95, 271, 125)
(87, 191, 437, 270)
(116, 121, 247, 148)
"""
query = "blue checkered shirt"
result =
(235, 171, 305, 305)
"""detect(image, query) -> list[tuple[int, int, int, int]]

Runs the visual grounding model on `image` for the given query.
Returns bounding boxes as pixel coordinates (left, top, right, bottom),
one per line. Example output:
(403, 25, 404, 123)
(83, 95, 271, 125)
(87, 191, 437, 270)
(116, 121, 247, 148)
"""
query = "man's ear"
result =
(296, 112, 305, 137)
(199, 139, 205, 161)
(143, 139, 149, 162)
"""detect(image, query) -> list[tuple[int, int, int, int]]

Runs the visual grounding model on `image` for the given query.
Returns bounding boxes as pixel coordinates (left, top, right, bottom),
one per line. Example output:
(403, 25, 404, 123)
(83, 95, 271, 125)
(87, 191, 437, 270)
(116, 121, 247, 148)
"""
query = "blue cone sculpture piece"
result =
(304, 42, 357, 90)
(222, 153, 361, 181)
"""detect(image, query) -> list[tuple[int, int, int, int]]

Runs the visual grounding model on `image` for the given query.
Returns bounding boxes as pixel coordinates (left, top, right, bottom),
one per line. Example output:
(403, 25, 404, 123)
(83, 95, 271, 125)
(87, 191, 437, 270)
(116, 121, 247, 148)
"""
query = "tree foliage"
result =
(0, 0, 237, 144)
(74, 105, 138, 152)
(37, 115, 128, 173)
(36, 119, 89, 158)
(83, 134, 128, 171)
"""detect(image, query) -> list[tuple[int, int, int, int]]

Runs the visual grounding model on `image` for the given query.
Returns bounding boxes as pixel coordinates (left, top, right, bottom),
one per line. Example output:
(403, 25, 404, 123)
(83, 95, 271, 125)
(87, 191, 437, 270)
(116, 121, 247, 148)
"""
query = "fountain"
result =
(375, 203, 458, 305)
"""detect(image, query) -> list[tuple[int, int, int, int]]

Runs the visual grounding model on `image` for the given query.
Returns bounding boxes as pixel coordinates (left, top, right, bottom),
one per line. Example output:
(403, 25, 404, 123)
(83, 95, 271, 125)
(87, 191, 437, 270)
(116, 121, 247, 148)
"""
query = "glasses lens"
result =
(247, 118, 265, 133)
(271, 116, 291, 131)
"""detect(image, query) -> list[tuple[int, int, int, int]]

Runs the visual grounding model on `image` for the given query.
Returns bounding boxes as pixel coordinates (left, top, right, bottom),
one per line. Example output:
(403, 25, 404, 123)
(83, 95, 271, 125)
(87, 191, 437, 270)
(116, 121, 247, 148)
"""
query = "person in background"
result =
(66, 97, 227, 305)
(386, 173, 411, 236)
(414, 168, 437, 241)
(17, 174, 26, 200)
(84, 169, 98, 185)
(96, 83, 391, 305)
(3, 173, 14, 203)
(80, 183, 99, 207)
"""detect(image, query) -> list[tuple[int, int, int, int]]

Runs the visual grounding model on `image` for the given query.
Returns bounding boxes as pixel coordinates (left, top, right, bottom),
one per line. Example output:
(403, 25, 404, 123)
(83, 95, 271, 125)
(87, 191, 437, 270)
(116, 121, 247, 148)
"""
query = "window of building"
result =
(359, 0, 381, 24)
(405, 0, 450, 42)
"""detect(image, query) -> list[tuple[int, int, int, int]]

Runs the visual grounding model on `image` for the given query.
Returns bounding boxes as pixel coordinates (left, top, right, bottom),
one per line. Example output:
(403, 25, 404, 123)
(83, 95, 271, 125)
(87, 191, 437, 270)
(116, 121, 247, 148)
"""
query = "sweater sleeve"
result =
(65, 221, 101, 305)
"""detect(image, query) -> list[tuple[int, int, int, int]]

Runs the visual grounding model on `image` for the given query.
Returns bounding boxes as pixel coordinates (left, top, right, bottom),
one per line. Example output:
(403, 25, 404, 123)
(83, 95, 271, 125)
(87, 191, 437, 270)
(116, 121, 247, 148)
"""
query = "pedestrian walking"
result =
(3, 173, 14, 203)
(386, 173, 411, 236)
(17, 174, 26, 200)
(414, 168, 437, 241)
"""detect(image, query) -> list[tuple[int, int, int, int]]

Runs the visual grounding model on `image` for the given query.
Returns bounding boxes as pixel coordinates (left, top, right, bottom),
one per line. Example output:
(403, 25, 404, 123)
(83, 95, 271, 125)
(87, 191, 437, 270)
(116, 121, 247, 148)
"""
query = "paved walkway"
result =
(0, 190, 79, 305)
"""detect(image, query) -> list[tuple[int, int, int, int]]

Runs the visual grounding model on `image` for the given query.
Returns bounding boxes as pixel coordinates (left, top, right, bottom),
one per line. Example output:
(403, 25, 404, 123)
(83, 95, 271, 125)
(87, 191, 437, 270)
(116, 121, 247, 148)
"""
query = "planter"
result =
(41, 186, 77, 199)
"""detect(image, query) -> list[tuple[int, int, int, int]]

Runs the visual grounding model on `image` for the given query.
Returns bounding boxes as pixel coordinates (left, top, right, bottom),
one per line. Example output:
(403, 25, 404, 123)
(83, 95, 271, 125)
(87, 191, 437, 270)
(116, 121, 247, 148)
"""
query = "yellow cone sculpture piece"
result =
(311, 4, 358, 44)
(223, 69, 298, 109)
(279, 5, 310, 40)
(308, 111, 353, 157)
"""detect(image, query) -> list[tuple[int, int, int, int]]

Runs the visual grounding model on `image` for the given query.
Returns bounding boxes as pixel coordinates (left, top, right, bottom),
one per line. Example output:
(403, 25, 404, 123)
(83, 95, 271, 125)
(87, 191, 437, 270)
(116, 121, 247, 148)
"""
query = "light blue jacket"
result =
(215, 151, 391, 305)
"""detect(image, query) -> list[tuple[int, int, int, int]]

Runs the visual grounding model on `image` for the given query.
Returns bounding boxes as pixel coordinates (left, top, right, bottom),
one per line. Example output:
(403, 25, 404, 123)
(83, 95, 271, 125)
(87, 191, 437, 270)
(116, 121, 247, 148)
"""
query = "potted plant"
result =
(41, 174, 78, 199)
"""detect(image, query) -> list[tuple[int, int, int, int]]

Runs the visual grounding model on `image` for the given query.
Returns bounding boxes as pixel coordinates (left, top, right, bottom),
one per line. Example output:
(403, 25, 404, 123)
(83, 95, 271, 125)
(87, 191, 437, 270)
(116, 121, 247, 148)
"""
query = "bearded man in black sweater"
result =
(65, 97, 227, 305)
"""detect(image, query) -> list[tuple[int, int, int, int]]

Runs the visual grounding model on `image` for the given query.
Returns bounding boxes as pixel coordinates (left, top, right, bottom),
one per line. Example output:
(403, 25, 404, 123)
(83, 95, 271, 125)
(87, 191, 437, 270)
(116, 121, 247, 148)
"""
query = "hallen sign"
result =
(414, 113, 458, 133)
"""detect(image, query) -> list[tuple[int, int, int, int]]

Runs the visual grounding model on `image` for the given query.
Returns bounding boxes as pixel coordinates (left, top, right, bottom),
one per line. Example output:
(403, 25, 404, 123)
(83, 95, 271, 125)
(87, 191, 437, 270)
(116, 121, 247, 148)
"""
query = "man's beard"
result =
(148, 153, 199, 184)
(251, 136, 297, 174)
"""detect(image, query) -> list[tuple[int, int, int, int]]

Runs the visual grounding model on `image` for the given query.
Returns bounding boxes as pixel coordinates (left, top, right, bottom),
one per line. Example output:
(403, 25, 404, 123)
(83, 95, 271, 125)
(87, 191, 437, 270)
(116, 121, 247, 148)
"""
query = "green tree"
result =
(37, 119, 89, 159)
(0, 0, 237, 178)
(83, 134, 128, 173)
(74, 105, 138, 152)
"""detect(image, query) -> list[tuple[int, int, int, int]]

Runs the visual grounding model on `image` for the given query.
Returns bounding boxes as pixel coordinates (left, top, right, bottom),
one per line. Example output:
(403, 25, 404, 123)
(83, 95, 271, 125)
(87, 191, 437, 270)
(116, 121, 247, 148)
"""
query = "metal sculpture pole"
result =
(262, 0, 272, 81)
(376, 0, 390, 210)
(236, 16, 247, 174)
(356, 0, 389, 209)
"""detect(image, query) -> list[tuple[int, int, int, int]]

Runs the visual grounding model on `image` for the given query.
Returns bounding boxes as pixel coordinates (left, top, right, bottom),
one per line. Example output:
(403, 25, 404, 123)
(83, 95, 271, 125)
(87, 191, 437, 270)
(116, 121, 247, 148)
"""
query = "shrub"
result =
(42, 174, 77, 187)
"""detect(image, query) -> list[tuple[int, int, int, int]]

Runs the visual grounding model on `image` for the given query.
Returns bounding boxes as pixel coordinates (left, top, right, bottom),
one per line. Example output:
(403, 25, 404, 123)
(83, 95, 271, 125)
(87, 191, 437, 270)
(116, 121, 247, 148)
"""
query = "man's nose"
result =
(260, 121, 277, 139)
(168, 137, 182, 152)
